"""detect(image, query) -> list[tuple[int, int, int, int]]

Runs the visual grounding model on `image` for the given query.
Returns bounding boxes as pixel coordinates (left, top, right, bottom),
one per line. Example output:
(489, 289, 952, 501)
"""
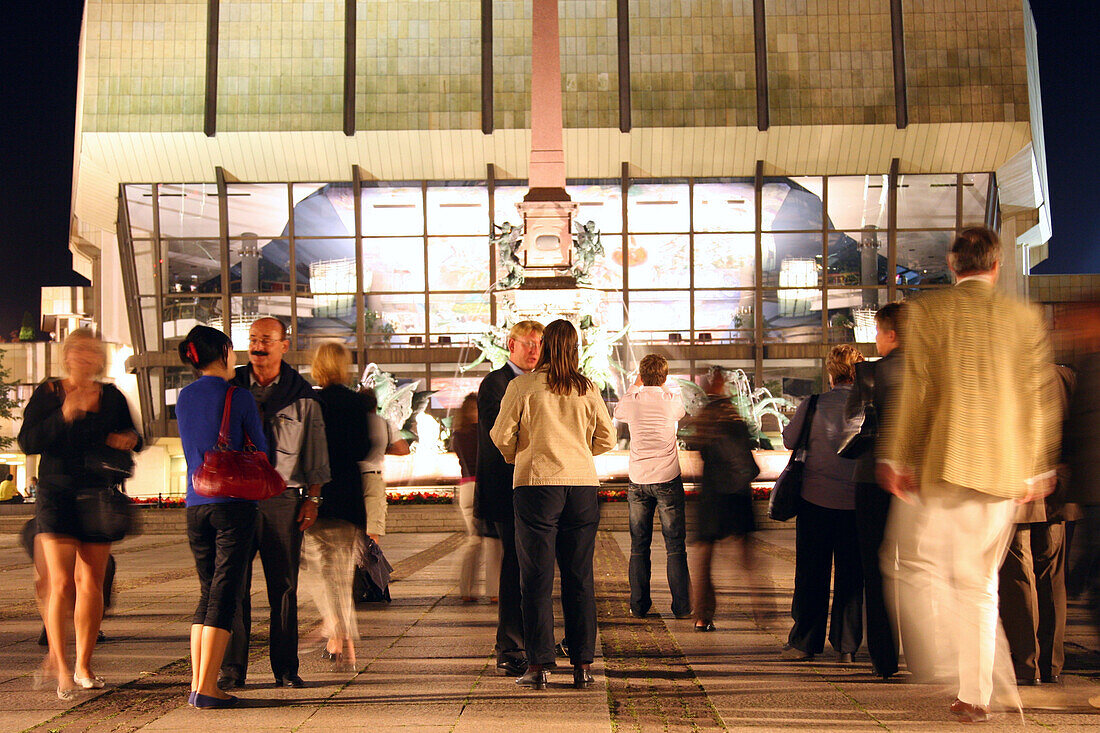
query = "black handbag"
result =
(837, 364, 878, 459)
(85, 445, 136, 484)
(75, 485, 137, 543)
(768, 394, 819, 522)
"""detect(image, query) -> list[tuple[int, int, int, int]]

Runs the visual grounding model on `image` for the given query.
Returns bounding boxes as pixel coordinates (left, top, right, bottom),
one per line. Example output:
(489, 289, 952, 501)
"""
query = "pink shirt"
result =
(613, 384, 686, 485)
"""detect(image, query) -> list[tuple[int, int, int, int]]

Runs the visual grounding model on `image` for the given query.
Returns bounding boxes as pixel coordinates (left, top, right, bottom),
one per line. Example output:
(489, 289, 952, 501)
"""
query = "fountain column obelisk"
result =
(517, 0, 577, 273)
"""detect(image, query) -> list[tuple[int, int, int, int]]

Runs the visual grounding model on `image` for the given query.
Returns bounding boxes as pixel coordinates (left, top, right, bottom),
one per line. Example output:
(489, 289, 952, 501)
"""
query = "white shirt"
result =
(613, 384, 686, 485)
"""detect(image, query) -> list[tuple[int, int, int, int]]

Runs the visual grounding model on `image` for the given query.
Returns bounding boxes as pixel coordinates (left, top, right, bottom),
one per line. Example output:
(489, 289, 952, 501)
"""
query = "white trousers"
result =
(456, 480, 502, 599)
(882, 484, 1018, 707)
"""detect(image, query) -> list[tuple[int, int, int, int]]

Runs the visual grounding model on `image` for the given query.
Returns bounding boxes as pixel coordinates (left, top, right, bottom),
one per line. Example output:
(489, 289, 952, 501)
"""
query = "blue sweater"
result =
(177, 375, 268, 507)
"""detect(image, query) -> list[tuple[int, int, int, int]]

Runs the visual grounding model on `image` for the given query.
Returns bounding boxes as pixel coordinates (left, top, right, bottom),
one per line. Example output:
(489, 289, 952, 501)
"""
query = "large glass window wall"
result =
(120, 170, 992, 435)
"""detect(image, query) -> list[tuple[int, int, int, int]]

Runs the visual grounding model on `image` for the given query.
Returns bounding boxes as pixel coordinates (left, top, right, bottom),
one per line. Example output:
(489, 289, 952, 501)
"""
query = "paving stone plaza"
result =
(1, 524, 1097, 732)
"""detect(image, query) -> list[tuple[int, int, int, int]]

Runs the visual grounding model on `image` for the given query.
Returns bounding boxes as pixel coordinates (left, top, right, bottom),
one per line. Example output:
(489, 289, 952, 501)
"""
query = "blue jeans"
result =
(628, 477, 691, 617)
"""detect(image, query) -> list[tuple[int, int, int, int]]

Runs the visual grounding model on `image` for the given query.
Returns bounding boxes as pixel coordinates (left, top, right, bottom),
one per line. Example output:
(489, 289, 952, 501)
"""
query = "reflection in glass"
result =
(626, 235, 689, 288)
(624, 291, 689, 337)
(762, 177, 823, 231)
(226, 183, 290, 237)
(692, 180, 755, 232)
(361, 185, 424, 236)
(427, 185, 489, 236)
(429, 294, 490, 336)
(762, 364, 822, 402)
(363, 237, 425, 292)
(131, 240, 159, 296)
(365, 294, 426, 342)
(157, 184, 221, 238)
(125, 184, 155, 237)
(693, 291, 755, 340)
(826, 175, 889, 231)
(430, 377, 488, 411)
(626, 183, 690, 233)
(428, 237, 489, 291)
(961, 173, 991, 226)
(492, 186, 528, 228)
(763, 289, 822, 343)
(587, 234, 623, 289)
(694, 234, 755, 288)
(162, 295, 225, 343)
(568, 182, 623, 233)
(762, 230, 822, 283)
(777, 259, 819, 317)
(897, 174, 958, 229)
(827, 230, 887, 287)
(896, 231, 952, 285)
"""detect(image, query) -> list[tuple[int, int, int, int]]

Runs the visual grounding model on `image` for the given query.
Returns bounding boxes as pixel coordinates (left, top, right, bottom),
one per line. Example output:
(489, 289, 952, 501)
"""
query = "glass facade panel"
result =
(365, 293, 425, 342)
(430, 376, 487, 411)
(897, 174, 959, 229)
(827, 231, 887, 287)
(429, 294, 490, 336)
(226, 184, 291, 238)
(693, 180, 755, 232)
(140, 297, 161, 352)
(492, 185, 528, 228)
(762, 177, 824, 231)
(961, 173, 992, 226)
(361, 185, 424, 236)
(693, 291, 755, 341)
(227, 237, 293, 293)
(626, 183, 690, 233)
(588, 234, 623, 290)
(364, 237, 425, 292)
(826, 288, 889, 343)
(625, 291, 690, 339)
(826, 175, 889, 231)
(157, 184, 221, 239)
(763, 289, 822, 342)
(162, 295, 225, 344)
(763, 237, 822, 288)
(427, 237, 489, 291)
(426, 185, 489, 235)
(133, 239, 159, 296)
(627, 235, 689, 289)
(694, 234, 755, 288)
(167, 238, 222, 293)
(568, 183, 623, 233)
(762, 364, 822, 403)
(896, 231, 953, 286)
(125, 185, 155, 237)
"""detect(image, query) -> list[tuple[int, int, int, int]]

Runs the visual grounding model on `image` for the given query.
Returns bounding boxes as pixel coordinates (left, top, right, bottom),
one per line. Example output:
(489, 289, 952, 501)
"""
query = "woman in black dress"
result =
(18, 328, 141, 699)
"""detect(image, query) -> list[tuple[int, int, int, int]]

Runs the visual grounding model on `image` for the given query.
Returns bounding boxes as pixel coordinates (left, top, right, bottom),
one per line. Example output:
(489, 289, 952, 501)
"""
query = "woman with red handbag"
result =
(176, 326, 268, 709)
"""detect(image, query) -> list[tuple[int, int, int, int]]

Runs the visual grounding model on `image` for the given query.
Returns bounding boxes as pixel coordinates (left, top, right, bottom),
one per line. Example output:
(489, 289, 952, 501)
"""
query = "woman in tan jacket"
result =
(491, 319, 616, 691)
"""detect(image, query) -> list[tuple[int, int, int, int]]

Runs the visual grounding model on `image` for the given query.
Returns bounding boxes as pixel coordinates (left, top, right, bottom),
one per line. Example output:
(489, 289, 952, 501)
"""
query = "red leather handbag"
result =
(193, 386, 286, 501)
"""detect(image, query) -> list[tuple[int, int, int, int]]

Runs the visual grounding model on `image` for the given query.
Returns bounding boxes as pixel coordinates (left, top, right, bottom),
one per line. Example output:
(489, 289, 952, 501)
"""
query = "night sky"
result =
(2, 1, 1097, 336)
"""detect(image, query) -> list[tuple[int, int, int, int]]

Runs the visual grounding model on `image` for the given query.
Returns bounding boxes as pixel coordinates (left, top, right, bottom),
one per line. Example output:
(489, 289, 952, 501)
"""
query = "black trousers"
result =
(513, 485, 600, 667)
(999, 521, 1067, 681)
(187, 502, 258, 630)
(493, 515, 526, 664)
(855, 482, 897, 675)
(788, 500, 863, 655)
(221, 488, 303, 682)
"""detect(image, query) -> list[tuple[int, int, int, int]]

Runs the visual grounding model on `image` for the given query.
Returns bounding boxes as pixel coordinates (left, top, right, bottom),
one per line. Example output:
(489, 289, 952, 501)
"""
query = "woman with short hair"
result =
(176, 325, 266, 708)
(19, 328, 142, 700)
(491, 319, 616, 690)
(781, 343, 866, 663)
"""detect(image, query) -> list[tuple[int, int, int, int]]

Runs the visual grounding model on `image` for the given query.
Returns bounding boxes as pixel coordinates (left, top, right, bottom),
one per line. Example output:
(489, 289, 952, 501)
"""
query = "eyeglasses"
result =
(514, 339, 542, 351)
(248, 336, 285, 347)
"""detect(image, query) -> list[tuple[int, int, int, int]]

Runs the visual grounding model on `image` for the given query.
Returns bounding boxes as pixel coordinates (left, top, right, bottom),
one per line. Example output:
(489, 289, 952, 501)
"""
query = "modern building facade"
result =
(67, 0, 1052, 494)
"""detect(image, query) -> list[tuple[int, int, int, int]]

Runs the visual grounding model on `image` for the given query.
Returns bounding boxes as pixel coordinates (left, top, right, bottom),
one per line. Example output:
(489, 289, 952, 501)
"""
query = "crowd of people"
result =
(15, 226, 1100, 720)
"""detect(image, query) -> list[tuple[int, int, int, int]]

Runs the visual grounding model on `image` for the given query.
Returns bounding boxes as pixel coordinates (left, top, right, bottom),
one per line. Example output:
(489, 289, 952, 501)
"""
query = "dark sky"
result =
(1, 2, 1096, 336)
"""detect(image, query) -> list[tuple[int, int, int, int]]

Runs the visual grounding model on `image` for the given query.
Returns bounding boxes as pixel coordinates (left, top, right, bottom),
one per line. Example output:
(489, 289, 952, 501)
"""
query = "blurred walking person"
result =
(491, 319, 616, 690)
(358, 389, 409, 544)
(781, 345, 865, 663)
(304, 342, 373, 671)
(614, 354, 690, 620)
(176, 326, 265, 709)
(18, 328, 141, 700)
(878, 227, 1059, 723)
(687, 368, 762, 633)
(452, 393, 502, 602)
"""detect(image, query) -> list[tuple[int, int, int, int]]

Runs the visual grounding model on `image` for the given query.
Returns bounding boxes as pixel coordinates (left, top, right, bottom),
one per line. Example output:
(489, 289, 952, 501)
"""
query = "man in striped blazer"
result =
(877, 226, 1059, 723)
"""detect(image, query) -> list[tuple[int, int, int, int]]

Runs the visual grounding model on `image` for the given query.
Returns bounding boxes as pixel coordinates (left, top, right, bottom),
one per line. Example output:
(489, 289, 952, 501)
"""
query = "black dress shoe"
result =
(694, 622, 716, 632)
(496, 658, 528, 677)
(1041, 674, 1061, 684)
(572, 665, 594, 689)
(1016, 677, 1040, 686)
(217, 675, 244, 690)
(275, 674, 306, 688)
(516, 667, 548, 690)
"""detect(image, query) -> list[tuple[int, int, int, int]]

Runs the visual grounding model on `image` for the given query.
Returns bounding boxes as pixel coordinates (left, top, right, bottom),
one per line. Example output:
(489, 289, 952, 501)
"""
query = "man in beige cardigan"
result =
(877, 227, 1059, 723)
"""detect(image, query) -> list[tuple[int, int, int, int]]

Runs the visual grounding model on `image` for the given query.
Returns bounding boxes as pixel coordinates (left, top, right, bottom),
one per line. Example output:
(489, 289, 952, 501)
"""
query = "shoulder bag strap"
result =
(216, 386, 236, 448)
(795, 394, 819, 452)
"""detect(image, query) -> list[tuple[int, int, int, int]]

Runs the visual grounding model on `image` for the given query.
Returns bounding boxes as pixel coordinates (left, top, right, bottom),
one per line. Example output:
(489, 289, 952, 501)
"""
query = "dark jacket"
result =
(474, 364, 518, 522)
(846, 349, 903, 485)
(315, 384, 373, 527)
(230, 362, 330, 489)
(1066, 353, 1100, 506)
(18, 379, 143, 491)
(452, 423, 478, 480)
(784, 383, 858, 511)
(691, 397, 758, 496)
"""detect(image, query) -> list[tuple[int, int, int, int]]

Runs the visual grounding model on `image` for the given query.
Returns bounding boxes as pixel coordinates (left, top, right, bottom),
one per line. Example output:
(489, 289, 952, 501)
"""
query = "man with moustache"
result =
(475, 321, 544, 676)
(219, 317, 330, 689)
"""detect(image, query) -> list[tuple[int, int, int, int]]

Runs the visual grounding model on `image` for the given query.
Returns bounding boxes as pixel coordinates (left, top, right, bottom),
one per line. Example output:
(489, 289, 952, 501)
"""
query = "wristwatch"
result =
(306, 495, 323, 507)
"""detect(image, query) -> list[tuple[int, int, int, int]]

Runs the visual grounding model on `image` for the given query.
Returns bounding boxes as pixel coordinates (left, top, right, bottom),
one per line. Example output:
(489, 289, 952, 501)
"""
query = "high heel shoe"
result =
(572, 665, 593, 689)
(320, 649, 338, 660)
(515, 667, 548, 690)
(74, 673, 105, 689)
